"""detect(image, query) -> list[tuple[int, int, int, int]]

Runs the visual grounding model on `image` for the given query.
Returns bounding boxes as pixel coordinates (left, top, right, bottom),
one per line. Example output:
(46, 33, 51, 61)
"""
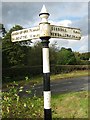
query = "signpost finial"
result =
(39, 5, 49, 15)
(39, 5, 50, 23)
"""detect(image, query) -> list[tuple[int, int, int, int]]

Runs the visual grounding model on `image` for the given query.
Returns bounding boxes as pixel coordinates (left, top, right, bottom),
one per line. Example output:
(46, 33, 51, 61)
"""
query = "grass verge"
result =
(2, 90, 88, 119)
(51, 70, 89, 81)
(52, 91, 88, 118)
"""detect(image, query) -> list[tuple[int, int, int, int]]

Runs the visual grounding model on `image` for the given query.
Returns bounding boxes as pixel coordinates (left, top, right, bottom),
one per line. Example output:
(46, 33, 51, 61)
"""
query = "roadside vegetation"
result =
(2, 86, 88, 119)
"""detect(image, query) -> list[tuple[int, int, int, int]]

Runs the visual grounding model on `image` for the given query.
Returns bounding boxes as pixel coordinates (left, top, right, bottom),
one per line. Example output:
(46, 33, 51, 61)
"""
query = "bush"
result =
(2, 84, 43, 118)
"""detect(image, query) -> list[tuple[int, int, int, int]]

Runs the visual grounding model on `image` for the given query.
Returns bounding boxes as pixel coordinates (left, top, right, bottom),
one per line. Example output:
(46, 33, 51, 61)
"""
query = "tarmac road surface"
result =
(19, 76, 89, 97)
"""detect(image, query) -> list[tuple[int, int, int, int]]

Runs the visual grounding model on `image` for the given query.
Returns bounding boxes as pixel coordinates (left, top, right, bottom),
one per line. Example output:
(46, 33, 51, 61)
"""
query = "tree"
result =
(74, 52, 81, 65)
(27, 42, 42, 66)
(0, 24, 7, 37)
(57, 47, 77, 65)
(74, 52, 90, 65)
(2, 25, 29, 68)
(26, 41, 58, 66)
(49, 41, 58, 65)
(80, 52, 90, 60)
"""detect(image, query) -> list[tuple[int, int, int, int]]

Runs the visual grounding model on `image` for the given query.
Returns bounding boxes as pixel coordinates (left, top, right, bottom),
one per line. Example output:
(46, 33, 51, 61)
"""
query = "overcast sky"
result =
(1, 2, 89, 53)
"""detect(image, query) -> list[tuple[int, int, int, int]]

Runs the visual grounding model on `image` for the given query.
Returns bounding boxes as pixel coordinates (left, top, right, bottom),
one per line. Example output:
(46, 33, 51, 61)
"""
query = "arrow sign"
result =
(11, 26, 39, 42)
(51, 25, 81, 40)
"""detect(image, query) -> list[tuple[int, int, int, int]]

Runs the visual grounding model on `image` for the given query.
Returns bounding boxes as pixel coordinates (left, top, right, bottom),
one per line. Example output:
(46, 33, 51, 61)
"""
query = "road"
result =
(20, 76, 90, 97)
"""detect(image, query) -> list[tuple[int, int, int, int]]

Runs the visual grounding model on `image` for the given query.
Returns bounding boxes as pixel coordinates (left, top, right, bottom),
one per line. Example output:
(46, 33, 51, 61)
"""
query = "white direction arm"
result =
(50, 25, 81, 40)
(11, 25, 81, 42)
(11, 26, 40, 42)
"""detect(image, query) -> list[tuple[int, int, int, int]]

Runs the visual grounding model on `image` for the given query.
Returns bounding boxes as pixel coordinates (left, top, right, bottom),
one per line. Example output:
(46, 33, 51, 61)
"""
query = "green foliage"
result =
(80, 52, 90, 60)
(27, 42, 42, 66)
(51, 65, 89, 74)
(2, 66, 42, 82)
(3, 65, 89, 83)
(74, 52, 90, 65)
(57, 47, 77, 65)
(0, 24, 7, 37)
(49, 41, 58, 65)
(27, 41, 58, 66)
(2, 82, 43, 118)
(2, 25, 29, 67)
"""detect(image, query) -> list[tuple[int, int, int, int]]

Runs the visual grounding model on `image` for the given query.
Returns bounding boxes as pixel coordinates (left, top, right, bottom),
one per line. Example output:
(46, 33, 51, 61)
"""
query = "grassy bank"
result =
(52, 91, 88, 118)
(2, 90, 88, 119)
(51, 70, 89, 81)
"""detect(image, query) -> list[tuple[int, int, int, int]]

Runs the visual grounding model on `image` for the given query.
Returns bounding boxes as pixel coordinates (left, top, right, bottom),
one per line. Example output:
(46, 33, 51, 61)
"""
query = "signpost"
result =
(11, 5, 81, 120)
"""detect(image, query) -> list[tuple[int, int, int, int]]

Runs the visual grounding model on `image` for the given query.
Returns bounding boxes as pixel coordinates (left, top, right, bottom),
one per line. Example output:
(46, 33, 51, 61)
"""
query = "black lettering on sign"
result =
(24, 30, 28, 33)
(57, 33, 59, 36)
(20, 31, 23, 34)
(13, 32, 19, 35)
(51, 27, 53, 30)
(73, 30, 80, 34)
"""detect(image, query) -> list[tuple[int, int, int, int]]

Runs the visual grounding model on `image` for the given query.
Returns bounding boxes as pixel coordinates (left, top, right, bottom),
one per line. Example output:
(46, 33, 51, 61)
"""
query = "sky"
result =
(1, 1, 89, 53)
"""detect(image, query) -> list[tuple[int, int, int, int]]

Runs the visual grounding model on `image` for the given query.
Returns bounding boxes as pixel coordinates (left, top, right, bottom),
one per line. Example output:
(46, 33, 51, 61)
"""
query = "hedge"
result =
(2, 65, 43, 82)
(51, 65, 89, 74)
(2, 65, 89, 82)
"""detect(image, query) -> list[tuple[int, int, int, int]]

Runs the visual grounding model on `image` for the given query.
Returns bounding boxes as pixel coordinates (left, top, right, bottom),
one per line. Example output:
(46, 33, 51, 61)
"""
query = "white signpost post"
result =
(11, 5, 81, 120)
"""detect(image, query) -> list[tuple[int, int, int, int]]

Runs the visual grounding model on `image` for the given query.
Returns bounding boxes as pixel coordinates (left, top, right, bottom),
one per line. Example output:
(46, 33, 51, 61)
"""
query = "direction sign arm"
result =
(50, 25, 81, 40)
(11, 26, 40, 42)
